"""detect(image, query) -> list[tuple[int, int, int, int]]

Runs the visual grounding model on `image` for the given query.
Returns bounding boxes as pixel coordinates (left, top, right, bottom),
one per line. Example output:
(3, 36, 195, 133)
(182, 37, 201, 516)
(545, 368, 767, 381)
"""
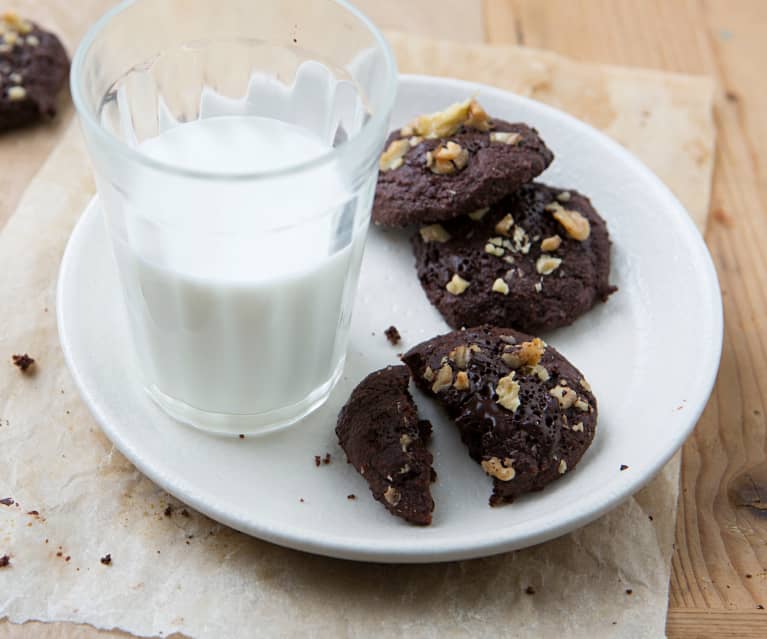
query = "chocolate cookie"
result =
(412, 182, 616, 332)
(336, 365, 435, 525)
(0, 12, 69, 131)
(373, 99, 554, 227)
(402, 326, 597, 506)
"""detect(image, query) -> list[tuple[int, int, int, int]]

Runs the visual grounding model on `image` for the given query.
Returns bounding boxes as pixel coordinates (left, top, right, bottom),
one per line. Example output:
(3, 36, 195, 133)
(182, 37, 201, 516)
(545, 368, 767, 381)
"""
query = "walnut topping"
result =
(25, 34, 39, 47)
(408, 135, 423, 147)
(529, 364, 550, 381)
(558, 459, 568, 474)
(383, 486, 401, 506)
(499, 334, 516, 345)
(379, 139, 409, 172)
(446, 273, 470, 295)
(536, 254, 562, 275)
(454, 371, 470, 390)
(494, 214, 514, 236)
(485, 243, 504, 257)
(512, 226, 532, 254)
(557, 191, 571, 202)
(423, 366, 435, 382)
(419, 224, 451, 243)
(400, 433, 412, 452)
(466, 99, 492, 131)
(572, 422, 585, 432)
(540, 235, 562, 252)
(468, 207, 489, 221)
(550, 384, 578, 409)
(489, 131, 521, 145)
(3, 31, 18, 46)
(546, 202, 591, 241)
(481, 457, 516, 481)
(401, 98, 491, 139)
(580, 378, 592, 392)
(496, 372, 521, 412)
(492, 278, 509, 295)
(9, 72, 21, 84)
(575, 398, 590, 412)
(502, 337, 545, 369)
(2, 12, 32, 34)
(7, 86, 26, 101)
(427, 141, 469, 175)
(449, 345, 471, 369)
(431, 363, 454, 393)
(398, 464, 411, 475)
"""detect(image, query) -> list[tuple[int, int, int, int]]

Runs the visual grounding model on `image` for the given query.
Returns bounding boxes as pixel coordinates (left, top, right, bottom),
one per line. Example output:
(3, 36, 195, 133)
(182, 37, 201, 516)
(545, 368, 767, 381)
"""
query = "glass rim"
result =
(69, 0, 398, 182)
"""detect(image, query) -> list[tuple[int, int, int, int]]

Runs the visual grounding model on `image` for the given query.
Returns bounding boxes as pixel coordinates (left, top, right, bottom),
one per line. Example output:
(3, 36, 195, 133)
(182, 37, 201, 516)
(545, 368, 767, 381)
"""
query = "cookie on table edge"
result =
(412, 182, 616, 333)
(336, 365, 435, 525)
(402, 325, 597, 506)
(0, 12, 69, 132)
(373, 99, 554, 228)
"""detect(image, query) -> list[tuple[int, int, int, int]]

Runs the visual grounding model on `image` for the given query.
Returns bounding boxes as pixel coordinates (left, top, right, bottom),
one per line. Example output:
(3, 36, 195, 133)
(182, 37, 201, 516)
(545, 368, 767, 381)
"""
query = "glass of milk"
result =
(70, 0, 397, 434)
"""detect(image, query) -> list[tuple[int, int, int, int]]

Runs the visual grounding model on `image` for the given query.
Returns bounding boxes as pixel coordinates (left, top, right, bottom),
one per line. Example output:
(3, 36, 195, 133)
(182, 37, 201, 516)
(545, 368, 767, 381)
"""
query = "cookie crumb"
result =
(322, 453, 331, 465)
(100, 554, 112, 566)
(757, 604, 764, 609)
(314, 455, 321, 467)
(620, 464, 629, 471)
(0, 497, 14, 506)
(347, 494, 356, 500)
(384, 326, 401, 346)
(525, 586, 536, 595)
(11, 354, 35, 372)
(625, 589, 633, 595)
(27, 510, 39, 516)
(163, 505, 173, 517)
(238, 434, 244, 439)
(181, 509, 190, 518)
(299, 498, 304, 503)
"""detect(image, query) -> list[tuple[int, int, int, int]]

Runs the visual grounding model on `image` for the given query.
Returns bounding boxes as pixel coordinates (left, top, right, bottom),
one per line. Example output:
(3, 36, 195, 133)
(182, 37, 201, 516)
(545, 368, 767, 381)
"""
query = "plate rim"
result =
(57, 73, 723, 562)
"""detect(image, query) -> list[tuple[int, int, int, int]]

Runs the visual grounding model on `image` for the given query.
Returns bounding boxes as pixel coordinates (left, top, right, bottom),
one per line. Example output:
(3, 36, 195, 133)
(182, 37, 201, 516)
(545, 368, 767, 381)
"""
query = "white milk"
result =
(108, 116, 366, 426)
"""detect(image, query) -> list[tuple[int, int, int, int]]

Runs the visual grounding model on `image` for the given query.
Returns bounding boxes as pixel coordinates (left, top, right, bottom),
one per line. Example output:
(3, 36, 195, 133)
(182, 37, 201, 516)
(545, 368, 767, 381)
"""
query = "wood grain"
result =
(484, 0, 767, 636)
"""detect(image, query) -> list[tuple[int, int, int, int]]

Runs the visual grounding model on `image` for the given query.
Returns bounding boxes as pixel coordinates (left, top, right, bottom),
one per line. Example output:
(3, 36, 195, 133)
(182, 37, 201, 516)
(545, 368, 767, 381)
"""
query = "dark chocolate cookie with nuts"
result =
(373, 99, 554, 228)
(0, 12, 69, 131)
(402, 326, 597, 506)
(412, 182, 616, 333)
(336, 365, 435, 525)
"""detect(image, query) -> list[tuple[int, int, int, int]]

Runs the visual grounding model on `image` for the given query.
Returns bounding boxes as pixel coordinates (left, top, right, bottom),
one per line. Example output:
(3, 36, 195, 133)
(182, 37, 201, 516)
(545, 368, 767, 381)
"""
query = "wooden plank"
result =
(483, 0, 767, 635)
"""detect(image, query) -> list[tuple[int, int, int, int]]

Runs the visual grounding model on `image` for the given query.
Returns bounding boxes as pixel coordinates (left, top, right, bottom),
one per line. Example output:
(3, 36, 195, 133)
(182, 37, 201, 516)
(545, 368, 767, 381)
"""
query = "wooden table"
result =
(2, 1, 765, 637)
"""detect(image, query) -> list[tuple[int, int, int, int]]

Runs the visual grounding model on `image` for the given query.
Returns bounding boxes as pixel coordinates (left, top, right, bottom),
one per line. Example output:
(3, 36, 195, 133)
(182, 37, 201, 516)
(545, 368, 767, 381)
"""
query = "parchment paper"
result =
(0, 33, 715, 639)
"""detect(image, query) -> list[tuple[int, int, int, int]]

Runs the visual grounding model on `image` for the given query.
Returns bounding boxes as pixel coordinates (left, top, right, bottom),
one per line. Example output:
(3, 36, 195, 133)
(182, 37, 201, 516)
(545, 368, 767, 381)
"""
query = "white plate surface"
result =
(58, 75, 722, 562)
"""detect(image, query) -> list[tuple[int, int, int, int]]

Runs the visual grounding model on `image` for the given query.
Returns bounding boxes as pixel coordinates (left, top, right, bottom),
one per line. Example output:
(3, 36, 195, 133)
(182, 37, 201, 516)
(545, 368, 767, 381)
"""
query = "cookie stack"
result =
(340, 98, 617, 525)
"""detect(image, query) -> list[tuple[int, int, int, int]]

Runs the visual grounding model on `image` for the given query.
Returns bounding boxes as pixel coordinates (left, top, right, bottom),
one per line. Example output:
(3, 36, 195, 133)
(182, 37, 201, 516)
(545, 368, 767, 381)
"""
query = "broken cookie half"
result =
(336, 365, 435, 525)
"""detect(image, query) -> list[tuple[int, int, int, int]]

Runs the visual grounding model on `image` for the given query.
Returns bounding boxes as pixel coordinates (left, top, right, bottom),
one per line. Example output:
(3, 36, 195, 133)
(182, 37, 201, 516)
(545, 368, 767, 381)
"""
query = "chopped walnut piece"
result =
(572, 422, 585, 432)
(481, 457, 516, 481)
(431, 364, 453, 393)
(494, 214, 514, 236)
(400, 433, 412, 452)
(7, 86, 26, 101)
(534, 281, 543, 293)
(550, 384, 578, 409)
(449, 345, 470, 369)
(502, 338, 545, 369)
(419, 224, 451, 243)
(536, 254, 562, 275)
(466, 99, 492, 131)
(540, 235, 562, 252)
(383, 486, 401, 506)
(499, 334, 516, 345)
(453, 371, 470, 390)
(489, 131, 521, 145)
(2, 12, 32, 34)
(574, 398, 590, 412)
(468, 207, 489, 221)
(546, 202, 591, 241)
(379, 139, 409, 172)
(580, 378, 592, 392)
(427, 141, 469, 175)
(492, 278, 509, 295)
(557, 191, 571, 202)
(408, 135, 423, 147)
(423, 366, 435, 382)
(496, 372, 521, 412)
(446, 273, 470, 295)
(558, 459, 568, 474)
(25, 34, 39, 47)
(485, 243, 504, 257)
(529, 364, 550, 381)
(512, 226, 531, 254)
(402, 98, 491, 139)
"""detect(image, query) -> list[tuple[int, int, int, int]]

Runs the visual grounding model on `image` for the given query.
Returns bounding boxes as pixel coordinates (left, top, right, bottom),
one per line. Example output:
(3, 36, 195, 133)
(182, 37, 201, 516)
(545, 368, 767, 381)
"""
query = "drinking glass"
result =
(70, 0, 397, 434)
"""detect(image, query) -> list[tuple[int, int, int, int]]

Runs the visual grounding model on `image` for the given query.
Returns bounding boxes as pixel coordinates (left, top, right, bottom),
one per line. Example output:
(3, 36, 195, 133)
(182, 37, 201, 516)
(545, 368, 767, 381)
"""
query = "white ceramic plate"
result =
(57, 75, 722, 562)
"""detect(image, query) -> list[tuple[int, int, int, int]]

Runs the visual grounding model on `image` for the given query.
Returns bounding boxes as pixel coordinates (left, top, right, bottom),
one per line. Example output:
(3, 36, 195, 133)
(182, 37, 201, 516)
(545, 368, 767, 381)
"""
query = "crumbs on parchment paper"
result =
(384, 325, 401, 346)
(12, 353, 35, 373)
